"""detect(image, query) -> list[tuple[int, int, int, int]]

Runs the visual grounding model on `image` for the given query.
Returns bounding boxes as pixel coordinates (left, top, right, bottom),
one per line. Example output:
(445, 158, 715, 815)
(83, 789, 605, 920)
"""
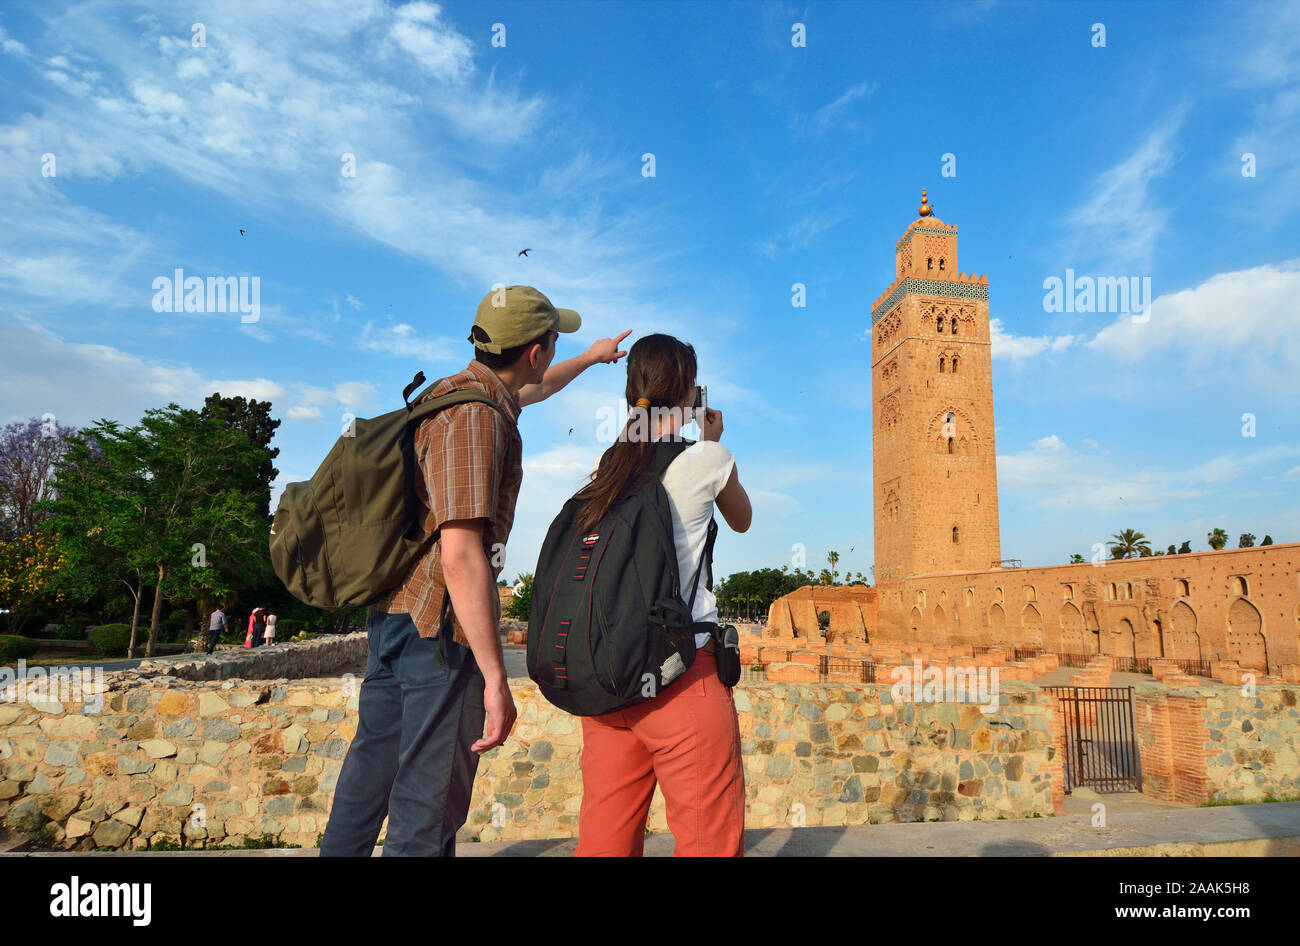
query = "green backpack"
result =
(269, 371, 511, 610)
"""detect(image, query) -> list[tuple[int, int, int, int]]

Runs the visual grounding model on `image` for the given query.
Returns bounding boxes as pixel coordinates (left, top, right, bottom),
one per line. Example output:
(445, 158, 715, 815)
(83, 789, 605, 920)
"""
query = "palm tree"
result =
(1108, 529, 1152, 559)
(1207, 528, 1228, 550)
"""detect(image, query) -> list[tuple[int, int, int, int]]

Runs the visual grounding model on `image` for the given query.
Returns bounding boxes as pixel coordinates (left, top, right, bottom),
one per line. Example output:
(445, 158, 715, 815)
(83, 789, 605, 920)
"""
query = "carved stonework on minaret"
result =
(872, 190, 1001, 583)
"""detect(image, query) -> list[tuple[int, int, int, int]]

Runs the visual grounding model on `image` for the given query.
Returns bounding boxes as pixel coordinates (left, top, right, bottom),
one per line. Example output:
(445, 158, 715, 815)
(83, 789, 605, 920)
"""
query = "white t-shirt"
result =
(659, 440, 735, 647)
(589, 438, 736, 648)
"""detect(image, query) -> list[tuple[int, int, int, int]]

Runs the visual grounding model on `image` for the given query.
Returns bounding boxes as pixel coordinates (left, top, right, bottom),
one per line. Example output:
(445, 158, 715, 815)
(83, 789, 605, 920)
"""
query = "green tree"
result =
(504, 573, 532, 620)
(1261, 535, 1273, 546)
(1177, 540, 1191, 554)
(1108, 529, 1152, 559)
(200, 394, 281, 520)
(41, 406, 267, 657)
(1166, 544, 1176, 556)
(1207, 528, 1228, 551)
(1068, 553, 1085, 564)
(1238, 533, 1256, 548)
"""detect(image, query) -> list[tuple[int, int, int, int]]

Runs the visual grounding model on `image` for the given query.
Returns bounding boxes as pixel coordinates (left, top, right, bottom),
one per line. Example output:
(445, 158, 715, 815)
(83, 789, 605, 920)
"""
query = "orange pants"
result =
(575, 652, 746, 857)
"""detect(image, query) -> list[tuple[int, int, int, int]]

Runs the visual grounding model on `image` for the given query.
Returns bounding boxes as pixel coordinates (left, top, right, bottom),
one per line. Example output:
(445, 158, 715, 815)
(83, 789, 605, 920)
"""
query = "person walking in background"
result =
(245, 607, 261, 649)
(252, 607, 267, 648)
(571, 333, 752, 857)
(264, 611, 278, 646)
(207, 604, 228, 654)
(320, 285, 629, 857)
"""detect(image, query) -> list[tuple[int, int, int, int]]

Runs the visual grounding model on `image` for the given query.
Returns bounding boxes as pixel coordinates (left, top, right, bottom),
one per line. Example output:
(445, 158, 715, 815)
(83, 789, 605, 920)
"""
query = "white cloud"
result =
(208, 379, 287, 402)
(809, 81, 877, 135)
(0, 312, 276, 426)
(0, 26, 29, 57)
(989, 317, 1078, 360)
(1285, 466, 1300, 481)
(389, 1, 475, 82)
(998, 435, 1300, 511)
(345, 295, 363, 311)
(287, 406, 323, 421)
(1086, 260, 1300, 390)
(1059, 116, 1183, 271)
(360, 320, 462, 364)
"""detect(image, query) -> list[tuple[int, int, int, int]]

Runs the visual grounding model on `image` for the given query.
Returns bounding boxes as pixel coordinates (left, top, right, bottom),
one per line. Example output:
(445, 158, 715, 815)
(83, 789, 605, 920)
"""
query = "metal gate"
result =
(1042, 686, 1141, 793)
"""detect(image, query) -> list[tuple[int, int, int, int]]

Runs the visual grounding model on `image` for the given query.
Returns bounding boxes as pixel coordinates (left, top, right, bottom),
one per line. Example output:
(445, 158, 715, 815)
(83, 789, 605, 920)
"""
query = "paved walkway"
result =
(9, 802, 1298, 857)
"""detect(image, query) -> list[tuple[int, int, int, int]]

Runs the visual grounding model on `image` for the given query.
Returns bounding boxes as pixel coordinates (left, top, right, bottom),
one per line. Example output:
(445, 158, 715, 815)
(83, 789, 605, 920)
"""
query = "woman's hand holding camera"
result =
(698, 407, 723, 442)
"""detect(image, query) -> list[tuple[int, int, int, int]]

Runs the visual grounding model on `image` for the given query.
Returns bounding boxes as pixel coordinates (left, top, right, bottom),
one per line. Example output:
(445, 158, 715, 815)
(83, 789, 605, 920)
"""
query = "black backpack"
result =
(527, 437, 717, 716)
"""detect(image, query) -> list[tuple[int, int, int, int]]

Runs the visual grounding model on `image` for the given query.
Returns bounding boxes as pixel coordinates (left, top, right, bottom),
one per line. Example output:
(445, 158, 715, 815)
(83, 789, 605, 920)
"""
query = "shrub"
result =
(505, 573, 533, 621)
(817, 610, 831, 630)
(276, 619, 303, 636)
(87, 623, 133, 657)
(0, 635, 39, 662)
(48, 625, 85, 641)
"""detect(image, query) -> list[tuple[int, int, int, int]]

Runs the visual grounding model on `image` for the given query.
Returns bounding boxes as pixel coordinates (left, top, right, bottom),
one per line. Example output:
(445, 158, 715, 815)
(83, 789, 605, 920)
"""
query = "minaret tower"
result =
(871, 190, 1001, 583)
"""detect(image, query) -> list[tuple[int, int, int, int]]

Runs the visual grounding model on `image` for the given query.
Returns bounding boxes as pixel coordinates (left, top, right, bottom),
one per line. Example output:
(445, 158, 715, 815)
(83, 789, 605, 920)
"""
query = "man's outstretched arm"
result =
(518, 330, 632, 406)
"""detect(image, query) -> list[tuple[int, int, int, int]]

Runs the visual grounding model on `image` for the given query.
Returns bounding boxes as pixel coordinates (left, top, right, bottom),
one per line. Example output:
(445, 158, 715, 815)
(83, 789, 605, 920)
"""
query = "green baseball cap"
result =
(468, 285, 581, 354)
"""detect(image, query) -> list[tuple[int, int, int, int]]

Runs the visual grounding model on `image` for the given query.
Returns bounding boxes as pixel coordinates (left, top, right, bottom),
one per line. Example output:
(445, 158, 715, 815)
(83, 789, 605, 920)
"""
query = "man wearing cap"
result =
(321, 286, 630, 857)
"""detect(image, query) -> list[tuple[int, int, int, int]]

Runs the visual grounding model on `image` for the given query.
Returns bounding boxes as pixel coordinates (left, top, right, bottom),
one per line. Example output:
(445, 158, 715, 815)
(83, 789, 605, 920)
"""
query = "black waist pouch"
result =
(711, 623, 741, 688)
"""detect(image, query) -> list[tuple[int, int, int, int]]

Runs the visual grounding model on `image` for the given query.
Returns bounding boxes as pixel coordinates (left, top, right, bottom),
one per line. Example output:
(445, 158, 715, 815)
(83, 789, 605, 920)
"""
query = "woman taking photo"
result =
(572, 333, 752, 857)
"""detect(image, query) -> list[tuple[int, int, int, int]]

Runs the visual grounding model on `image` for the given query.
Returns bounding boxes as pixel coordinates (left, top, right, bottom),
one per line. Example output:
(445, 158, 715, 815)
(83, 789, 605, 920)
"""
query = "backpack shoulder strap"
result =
(408, 388, 507, 421)
(400, 370, 515, 428)
(645, 436, 691, 477)
(685, 516, 718, 611)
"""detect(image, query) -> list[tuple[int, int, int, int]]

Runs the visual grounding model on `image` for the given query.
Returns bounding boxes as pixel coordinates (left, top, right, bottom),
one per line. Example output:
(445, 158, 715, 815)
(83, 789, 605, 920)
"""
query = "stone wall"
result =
(1135, 682, 1300, 805)
(1, 666, 1065, 849)
(137, 633, 369, 682)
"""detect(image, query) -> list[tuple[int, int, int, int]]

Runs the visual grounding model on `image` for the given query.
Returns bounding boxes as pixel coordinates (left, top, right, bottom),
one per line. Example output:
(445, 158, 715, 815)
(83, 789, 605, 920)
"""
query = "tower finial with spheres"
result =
(918, 188, 933, 218)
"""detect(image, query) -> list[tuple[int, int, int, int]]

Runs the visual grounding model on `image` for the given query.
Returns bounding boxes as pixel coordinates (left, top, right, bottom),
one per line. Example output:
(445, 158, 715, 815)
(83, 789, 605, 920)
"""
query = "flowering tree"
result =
(0, 532, 67, 634)
(0, 417, 77, 540)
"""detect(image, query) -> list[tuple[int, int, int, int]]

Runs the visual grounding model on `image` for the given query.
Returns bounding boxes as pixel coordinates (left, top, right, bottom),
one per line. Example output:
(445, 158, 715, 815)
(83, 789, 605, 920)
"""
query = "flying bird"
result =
(239, 229, 245, 236)
(518, 248, 531, 257)
(568, 427, 574, 436)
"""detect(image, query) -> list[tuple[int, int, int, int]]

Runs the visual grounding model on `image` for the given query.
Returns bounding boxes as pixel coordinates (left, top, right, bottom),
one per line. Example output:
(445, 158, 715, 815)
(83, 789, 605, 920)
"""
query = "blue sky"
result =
(1, 0, 1297, 586)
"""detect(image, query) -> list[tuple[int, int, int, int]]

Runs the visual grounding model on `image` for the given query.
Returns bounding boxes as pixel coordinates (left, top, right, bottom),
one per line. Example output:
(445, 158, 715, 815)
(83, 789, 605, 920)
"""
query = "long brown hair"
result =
(575, 333, 697, 532)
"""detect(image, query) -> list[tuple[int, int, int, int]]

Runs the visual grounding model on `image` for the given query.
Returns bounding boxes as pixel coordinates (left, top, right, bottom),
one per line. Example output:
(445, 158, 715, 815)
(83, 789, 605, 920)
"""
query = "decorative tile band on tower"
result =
(871, 278, 990, 325)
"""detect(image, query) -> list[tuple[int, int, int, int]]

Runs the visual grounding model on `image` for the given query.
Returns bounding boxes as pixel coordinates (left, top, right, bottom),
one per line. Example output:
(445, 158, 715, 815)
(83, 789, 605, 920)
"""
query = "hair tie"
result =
(635, 398, 651, 408)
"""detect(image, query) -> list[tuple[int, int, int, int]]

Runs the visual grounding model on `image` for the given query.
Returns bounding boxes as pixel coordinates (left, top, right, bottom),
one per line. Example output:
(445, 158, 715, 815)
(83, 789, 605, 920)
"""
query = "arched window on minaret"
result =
(951, 319, 958, 335)
(938, 258, 945, 271)
(938, 356, 945, 373)
(947, 437, 954, 454)
(951, 356, 959, 374)
(952, 525, 959, 543)
(936, 315, 944, 332)
(927, 256, 933, 270)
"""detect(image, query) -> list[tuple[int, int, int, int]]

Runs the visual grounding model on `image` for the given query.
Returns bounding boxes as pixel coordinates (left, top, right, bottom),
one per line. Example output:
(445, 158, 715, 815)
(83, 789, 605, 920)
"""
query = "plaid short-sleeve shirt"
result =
(375, 360, 523, 645)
